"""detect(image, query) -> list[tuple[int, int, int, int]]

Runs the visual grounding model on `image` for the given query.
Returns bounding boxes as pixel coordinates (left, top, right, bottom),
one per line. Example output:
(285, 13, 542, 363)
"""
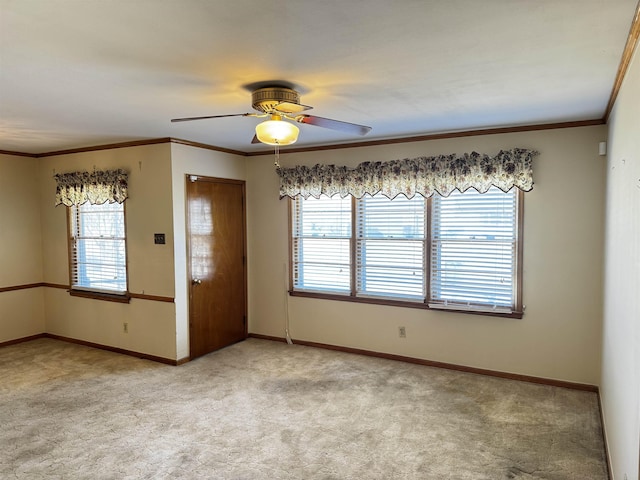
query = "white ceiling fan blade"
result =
(171, 113, 255, 123)
(296, 115, 371, 136)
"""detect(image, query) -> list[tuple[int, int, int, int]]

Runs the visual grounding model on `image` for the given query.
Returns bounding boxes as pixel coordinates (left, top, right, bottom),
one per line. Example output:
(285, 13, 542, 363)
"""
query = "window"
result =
(429, 188, 519, 314)
(68, 202, 128, 297)
(290, 187, 523, 317)
(356, 194, 426, 300)
(291, 195, 351, 294)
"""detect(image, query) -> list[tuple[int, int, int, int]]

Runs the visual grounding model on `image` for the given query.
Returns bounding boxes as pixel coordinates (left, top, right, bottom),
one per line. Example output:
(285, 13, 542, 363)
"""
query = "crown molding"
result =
(168, 138, 247, 156)
(0, 149, 37, 157)
(36, 138, 173, 158)
(0, 119, 609, 159)
(604, 0, 640, 121)
(246, 119, 606, 156)
(2, 137, 247, 159)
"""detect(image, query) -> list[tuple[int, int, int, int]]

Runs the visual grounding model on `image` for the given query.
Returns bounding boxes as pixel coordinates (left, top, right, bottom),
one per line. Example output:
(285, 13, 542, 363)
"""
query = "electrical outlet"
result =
(398, 326, 406, 338)
(123, 322, 128, 334)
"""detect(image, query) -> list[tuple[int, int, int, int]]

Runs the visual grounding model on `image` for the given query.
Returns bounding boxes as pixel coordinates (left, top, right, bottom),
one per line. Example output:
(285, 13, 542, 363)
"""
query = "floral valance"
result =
(277, 148, 537, 199)
(54, 169, 129, 206)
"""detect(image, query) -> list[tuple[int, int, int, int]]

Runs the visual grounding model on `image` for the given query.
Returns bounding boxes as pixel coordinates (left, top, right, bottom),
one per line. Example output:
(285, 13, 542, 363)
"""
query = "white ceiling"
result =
(1, 0, 637, 155)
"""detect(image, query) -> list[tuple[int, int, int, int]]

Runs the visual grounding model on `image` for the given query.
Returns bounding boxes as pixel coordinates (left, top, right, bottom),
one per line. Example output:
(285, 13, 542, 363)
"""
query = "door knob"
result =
(192, 278, 202, 285)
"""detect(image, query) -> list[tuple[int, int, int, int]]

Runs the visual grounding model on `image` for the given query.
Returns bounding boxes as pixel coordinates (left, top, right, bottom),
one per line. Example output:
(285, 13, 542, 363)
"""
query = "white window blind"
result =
(356, 194, 426, 300)
(429, 187, 517, 313)
(292, 195, 351, 293)
(70, 202, 127, 294)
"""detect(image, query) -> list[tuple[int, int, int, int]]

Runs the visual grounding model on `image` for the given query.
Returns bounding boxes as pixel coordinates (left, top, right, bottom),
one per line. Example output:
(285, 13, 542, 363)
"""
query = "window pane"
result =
(292, 196, 351, 293)
(71, 202, 127, 293)
(356, 194, 426, 300)
(430, 187, 516, 311)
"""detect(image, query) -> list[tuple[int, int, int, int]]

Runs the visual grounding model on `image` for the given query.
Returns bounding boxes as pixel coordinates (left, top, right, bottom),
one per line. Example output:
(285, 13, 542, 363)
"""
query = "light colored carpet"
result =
(0, 338, 607, 479)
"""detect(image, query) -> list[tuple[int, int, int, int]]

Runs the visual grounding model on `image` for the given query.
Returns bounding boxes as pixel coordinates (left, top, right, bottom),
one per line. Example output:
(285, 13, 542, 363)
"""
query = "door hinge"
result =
(243, 315, 246, 325)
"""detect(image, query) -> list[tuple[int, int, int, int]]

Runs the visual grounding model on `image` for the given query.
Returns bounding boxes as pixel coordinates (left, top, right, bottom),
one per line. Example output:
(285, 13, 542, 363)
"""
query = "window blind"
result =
(356, 194, 426, 300)
(429, 187, 517, 312)
(292, 195, 351, 293)
(71, 202, 127, 294)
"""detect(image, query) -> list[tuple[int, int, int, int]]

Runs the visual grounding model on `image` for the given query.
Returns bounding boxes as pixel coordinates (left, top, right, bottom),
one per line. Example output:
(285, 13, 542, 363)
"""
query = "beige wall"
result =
(2, 142, 248, 360)
(601, 43, 640, 480)
(170, 143, 247, 360)
(1, 126, 609, 386)
(247, 125, 606, 384)
(38, 144, 178, 359)
(0, 154, 45, 342)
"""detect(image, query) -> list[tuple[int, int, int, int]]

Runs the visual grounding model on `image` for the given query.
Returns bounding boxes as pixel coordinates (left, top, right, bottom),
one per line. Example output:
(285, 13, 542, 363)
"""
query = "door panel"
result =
(187, 177, 246, 359)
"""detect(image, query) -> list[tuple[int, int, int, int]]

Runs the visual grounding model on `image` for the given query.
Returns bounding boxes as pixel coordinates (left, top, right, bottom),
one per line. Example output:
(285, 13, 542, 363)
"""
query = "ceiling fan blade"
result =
(251, 134, 260, 144)
(171, 113, 253, 123)
(296, 115, 371, 136)
(273, 102, 313, 114)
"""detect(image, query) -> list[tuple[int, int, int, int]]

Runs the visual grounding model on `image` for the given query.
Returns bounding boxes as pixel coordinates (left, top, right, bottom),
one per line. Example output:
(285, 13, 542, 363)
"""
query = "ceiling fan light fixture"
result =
(171, 84, 371, 147)
(255, 116, 299, 146)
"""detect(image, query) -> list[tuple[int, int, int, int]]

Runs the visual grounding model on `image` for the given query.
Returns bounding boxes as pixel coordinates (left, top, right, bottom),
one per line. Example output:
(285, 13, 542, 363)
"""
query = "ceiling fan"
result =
(171, 85, 372, 146)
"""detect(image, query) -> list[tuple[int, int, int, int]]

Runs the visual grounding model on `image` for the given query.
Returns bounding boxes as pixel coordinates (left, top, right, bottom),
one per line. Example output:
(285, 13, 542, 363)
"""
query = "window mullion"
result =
(350, 195, 357, 297)
(288, 198, 294, 291)
(425, 195, 432, 304)
(514, 189, 524, 313)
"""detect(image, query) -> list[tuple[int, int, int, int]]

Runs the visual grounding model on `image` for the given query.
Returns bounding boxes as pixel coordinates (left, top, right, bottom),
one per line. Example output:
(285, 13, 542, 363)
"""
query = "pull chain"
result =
(274, 144, 280, 168)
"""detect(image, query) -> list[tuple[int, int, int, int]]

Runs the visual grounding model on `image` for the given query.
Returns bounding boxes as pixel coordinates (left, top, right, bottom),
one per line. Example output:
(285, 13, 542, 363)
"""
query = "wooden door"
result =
(187, 176, 247, 359)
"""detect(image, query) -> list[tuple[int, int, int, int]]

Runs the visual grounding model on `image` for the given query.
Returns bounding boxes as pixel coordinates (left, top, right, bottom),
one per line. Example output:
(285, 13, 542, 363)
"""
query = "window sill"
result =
(69, 289, 131, 304)
(289, 290, 523, 319)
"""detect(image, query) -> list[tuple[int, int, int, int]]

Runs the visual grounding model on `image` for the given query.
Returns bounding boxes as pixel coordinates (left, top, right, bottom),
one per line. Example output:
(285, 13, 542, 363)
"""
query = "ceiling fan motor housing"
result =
(251, 87, 300, 113)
